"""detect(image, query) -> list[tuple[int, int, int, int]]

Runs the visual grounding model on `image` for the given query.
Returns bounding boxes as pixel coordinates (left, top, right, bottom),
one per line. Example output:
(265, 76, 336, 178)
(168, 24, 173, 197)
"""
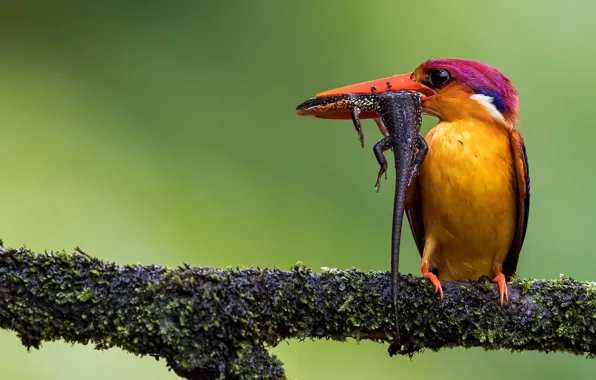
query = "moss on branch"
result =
(0, 244, 596, 379)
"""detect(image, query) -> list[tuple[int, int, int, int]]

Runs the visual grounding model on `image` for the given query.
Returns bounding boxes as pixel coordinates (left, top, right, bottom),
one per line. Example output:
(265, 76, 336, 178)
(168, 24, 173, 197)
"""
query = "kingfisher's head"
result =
(308, 58, 519, 127)
(411, 58, 519, 126)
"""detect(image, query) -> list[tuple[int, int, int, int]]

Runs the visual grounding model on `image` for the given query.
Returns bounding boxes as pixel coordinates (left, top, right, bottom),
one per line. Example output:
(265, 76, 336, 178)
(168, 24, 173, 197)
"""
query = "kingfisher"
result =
(302, 58, 530, 306)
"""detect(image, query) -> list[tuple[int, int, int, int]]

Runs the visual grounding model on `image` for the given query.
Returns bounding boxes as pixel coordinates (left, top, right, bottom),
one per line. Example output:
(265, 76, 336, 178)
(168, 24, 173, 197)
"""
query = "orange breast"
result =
(419, 119, 516, 280)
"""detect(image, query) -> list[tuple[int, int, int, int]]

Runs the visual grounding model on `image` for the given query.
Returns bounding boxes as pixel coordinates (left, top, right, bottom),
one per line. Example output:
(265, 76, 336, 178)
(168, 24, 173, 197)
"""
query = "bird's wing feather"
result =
(502, 129, 530, 278)
(405, 177, 425, 256)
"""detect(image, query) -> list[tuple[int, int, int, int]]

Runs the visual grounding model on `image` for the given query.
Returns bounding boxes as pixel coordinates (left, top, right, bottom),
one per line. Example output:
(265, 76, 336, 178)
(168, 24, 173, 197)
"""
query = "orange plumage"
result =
(405, 59, 530, 305)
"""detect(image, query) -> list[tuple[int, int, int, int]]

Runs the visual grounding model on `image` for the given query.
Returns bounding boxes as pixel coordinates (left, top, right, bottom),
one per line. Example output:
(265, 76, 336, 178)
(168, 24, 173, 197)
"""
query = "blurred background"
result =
(0, 0, 594, 379)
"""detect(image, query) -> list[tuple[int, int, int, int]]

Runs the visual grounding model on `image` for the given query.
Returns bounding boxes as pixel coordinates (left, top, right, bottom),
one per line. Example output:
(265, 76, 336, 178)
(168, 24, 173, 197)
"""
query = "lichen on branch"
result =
(0, 243, 595, 380)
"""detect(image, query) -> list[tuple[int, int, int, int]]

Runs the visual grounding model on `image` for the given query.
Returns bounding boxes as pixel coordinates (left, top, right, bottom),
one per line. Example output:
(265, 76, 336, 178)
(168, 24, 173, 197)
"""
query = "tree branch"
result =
(0, 243, 595, 379)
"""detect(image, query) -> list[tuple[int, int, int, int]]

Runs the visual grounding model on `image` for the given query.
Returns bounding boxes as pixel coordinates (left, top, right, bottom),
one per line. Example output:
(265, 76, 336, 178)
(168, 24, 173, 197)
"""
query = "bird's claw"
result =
(421, 260, 444, 300)
(423, 272, 444, 299)
(492, 271, 509, 307)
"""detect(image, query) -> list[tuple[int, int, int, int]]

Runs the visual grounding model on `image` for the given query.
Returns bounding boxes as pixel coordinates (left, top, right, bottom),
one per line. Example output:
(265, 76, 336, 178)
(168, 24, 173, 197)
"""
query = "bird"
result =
(303, 58, 530, 306)
(404, 59, 529, 306)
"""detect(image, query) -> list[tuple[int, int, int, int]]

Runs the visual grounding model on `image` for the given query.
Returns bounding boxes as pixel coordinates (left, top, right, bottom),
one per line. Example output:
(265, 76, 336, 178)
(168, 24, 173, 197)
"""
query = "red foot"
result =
(492, 266, 509, 307)
(421, 260, 444, 300)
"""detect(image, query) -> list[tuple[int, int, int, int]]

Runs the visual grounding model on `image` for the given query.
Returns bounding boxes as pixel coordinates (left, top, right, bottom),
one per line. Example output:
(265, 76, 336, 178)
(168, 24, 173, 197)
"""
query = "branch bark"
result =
(0, 243, 595, 379)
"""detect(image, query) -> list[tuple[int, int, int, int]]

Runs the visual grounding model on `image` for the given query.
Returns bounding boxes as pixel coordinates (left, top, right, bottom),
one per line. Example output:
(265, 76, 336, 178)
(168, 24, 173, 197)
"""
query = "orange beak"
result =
(296, 73, 434, 120)
(316, 72, 434, 98)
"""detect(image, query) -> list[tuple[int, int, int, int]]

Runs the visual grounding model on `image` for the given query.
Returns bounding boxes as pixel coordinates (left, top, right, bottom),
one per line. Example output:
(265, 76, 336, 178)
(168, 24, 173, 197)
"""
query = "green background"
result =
(1, 1, 594, 379)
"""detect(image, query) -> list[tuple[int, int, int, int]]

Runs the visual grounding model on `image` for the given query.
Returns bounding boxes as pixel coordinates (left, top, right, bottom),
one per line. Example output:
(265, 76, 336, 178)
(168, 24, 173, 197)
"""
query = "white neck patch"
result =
(470, 94, 507, 125)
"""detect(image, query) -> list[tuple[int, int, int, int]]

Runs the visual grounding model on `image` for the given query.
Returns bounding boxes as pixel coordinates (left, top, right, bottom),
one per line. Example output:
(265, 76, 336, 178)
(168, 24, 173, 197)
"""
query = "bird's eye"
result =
(427, 69, 452, 88)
